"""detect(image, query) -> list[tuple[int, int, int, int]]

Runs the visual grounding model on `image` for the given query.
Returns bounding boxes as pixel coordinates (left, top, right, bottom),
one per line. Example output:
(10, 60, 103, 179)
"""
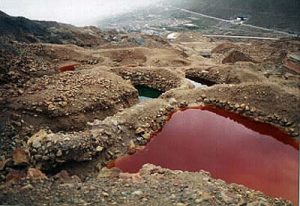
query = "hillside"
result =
(0, 11, 107, 46)
(173, 0, 300, 33)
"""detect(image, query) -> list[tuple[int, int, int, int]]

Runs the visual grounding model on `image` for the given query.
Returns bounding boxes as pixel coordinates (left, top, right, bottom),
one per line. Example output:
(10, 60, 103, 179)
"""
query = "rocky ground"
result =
(0, 11, 299, 206)
(0, 164, 293, 206)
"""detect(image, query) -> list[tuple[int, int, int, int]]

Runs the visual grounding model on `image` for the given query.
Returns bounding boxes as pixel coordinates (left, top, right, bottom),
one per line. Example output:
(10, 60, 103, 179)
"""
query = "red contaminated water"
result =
(111, 107, 299, 205)
(59, 64, 79, 73)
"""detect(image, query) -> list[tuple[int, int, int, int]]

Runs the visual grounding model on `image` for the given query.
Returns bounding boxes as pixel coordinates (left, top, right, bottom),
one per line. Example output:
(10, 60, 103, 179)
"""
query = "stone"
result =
(97, 167, 121, 178)
(28, 130, 48, 147)
(0, 157, 10, 171)
(32, 141, 41, 149)
(176, 203, 187, 206)
(169, 98, 177, 105)
(21, 184, 34, 191)
(96, 146, 104, 152)
(54, 170, 81, 183)
(6, 170, 27, 183)
(18, 89, 24, 94)
(128, 140, 137, 155)
(132, 190, 143, 196)
(220, 191, 234, 203)
(12, 148, 29, 166)
(27, 168, 47, 180)
(195, 199, 202, 203)
(102, 192, 109, 197)
(56, 150, 63, 157)
(135, 127, 145, 134)
(199, 50, 212, 58)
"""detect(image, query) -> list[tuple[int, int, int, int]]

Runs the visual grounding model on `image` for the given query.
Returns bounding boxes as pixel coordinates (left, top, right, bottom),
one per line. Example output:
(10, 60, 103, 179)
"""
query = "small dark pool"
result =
(110, 107, 299, 204)
(135, 85, 162, 102)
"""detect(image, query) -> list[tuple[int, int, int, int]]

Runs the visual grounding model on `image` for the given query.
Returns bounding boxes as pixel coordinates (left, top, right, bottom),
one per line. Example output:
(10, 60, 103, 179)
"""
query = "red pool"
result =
(110, 107, 299, 205)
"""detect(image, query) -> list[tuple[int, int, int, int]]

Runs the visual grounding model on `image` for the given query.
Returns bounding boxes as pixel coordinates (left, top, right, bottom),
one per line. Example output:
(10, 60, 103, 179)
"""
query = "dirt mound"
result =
(172, 32, 212, 43)
(10, 69, 138, 132)
(100, 33, 171, 49)
(283, 53, 300, 74)
(0, 164, 292, 206)
(6, 82, 297, 205)
(111, 67, 189, 92)
(101, 48, 147, 66)
(163, 82, 300, 137)
(0, 41, 55, 87)
(29, 44, 100, 65)
(100, 47, 190, 67)
(0, 69, 138, 158)
(212, 42, 239, 54)
(186, 63, 265, 85)
(222, 50, 256, 64)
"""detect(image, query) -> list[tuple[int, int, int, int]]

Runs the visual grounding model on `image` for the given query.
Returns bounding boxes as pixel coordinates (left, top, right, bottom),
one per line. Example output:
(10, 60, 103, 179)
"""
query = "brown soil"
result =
(163, 83, 300, 136)
(0, 23, 299, 205)
(0, 69, 138, 158)
(99, 47, 190, 67)
(0, 164, 292, 206)
(222, 50, 257, 64)
(211, 42, 239, 54)
(185, 63, 266, 85)
(111, 67, 191, 92)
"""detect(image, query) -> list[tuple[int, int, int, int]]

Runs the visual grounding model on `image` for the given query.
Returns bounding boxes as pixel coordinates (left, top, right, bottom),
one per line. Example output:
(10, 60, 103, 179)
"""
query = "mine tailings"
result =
(135, 85, 162, 101)
(110, 106, 299, 205)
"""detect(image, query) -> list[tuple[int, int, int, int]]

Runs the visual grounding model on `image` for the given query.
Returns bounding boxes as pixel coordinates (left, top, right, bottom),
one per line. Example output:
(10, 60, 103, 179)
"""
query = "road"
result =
(174, 7, 291, 37)
(175, 7, 232, 23)
(202, 35, 280, 40)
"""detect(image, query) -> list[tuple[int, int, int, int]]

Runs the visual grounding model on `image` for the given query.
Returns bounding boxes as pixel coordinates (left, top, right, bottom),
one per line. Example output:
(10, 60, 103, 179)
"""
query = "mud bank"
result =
(26, 82, 299, 174)
(163, 82, 300, 137)
(111, 107, 298, 204)
(0, 164, 293, 206)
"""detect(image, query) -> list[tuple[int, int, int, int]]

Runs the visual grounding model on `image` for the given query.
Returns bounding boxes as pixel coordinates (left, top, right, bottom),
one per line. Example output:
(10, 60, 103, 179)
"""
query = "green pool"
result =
(135, 85, 162, 102)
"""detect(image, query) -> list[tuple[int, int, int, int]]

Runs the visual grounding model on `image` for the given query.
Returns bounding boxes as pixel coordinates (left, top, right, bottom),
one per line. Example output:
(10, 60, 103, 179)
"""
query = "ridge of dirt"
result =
(0, 164, 293, 206)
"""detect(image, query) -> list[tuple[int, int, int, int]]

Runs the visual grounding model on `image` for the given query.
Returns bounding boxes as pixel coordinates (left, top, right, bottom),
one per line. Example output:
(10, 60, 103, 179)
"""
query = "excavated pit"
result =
(110, 106, 299, 205)
(135, 85, 162, 102)
(186, 78, 208, 88)
(185, 75, 216, 86)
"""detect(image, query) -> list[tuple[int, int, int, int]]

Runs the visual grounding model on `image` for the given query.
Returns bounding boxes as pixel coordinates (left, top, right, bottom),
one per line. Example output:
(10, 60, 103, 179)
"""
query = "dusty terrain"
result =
(0, 11, 299, 205)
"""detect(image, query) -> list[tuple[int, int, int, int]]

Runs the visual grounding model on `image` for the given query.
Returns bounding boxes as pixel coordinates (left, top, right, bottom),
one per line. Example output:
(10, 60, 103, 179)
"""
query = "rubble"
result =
(222, 50, 257, 64)
(0, 10, 299, 205)
(12, 148, 29, 166)
(111, 67, 192, 92)
(0, 165, 293, 205)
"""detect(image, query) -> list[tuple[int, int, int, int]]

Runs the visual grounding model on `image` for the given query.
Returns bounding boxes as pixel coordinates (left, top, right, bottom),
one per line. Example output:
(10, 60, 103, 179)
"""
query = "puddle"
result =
(135, 85, 162, 102)
(186, 76, 216, 86)
(186, 78, 208, 88)
(110, 107, 299, 205)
